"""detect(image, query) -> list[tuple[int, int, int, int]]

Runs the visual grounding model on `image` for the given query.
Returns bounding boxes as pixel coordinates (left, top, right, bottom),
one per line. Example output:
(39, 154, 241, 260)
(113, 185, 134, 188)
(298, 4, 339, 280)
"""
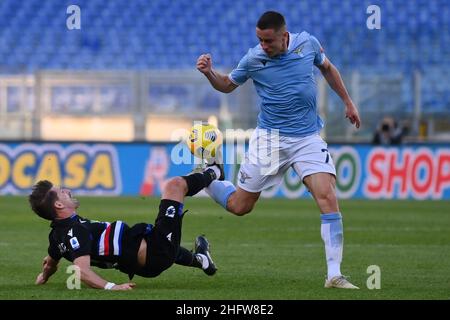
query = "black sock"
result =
(182, 170, 216, 196)
(175, 247, 202, 268)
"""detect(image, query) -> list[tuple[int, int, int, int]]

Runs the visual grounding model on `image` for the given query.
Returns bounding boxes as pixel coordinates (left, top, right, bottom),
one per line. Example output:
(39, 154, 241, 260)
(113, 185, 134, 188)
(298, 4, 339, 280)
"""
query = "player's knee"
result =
(228, 201, 254, 216)
(163, 177, 187, 195)
(315, 187, 337, 204)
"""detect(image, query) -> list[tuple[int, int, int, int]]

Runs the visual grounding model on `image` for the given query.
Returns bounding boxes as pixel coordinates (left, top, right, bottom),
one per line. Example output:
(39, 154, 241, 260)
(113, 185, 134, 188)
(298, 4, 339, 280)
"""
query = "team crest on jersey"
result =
(293, 45, 305, 56)
(165, 206, 176, 218)
(58, 243, 68, 254)
(69, 237, 80, 250)
(166, 232, 172, 242)
(67, 228, 73, 237)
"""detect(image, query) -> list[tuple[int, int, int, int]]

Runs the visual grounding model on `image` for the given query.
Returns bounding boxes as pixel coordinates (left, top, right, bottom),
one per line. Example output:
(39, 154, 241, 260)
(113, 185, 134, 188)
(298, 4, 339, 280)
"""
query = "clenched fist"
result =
(197, 53, 212, 74)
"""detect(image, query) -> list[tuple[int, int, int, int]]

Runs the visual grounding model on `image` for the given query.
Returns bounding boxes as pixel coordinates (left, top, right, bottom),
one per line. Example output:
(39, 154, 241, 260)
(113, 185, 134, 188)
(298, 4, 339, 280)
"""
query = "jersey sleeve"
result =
(229, 53, 250, 85)
(48, 233, 62, 261)
(66, 225, 92, 260)
(310, 35, 326, 66)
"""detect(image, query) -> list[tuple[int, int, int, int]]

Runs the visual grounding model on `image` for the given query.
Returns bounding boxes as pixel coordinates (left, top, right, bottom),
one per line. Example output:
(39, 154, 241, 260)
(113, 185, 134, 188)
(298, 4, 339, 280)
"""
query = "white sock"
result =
(321, 213, 343, 280)
(196, 254, 209, 269)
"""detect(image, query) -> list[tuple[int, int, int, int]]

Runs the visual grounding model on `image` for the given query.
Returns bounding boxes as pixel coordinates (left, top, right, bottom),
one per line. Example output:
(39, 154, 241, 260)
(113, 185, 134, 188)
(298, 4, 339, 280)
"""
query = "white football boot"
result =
(324, 275, 360, 289)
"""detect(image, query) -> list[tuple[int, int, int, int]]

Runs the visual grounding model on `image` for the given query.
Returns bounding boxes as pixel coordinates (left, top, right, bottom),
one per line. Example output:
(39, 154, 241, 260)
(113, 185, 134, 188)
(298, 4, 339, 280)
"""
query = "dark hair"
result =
(257, 11, 286, 31)
(29, 180, 57, 220)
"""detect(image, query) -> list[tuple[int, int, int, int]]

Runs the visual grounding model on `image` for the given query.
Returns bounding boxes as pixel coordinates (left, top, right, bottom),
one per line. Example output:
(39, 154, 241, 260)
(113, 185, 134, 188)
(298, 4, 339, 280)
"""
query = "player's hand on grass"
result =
(197, 53, 212, 74)
(35, 256, 57, 285)
(35, 272, 47, 285)
(345, 101, 361, 129)
(111, 283, 136, 290)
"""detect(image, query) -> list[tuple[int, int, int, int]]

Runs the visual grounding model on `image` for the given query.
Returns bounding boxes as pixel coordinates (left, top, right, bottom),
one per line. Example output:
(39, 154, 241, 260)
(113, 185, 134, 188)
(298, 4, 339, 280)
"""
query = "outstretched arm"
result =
(35, 255, 59, 285)
(74, 255, 135, 290)
(197, 54, 238, 93)
(318, 58, 361, 128)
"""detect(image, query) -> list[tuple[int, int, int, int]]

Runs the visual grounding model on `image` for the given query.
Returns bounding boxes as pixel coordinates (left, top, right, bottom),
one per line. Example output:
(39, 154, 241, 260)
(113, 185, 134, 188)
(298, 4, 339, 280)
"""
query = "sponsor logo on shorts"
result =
(239, 171, 252, 184)
(165, 206, 176, 218)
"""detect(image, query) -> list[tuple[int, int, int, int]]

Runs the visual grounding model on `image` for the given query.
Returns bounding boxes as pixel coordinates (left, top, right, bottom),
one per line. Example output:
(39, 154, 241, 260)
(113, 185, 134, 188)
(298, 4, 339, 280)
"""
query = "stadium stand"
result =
(0, 0, 448, 116)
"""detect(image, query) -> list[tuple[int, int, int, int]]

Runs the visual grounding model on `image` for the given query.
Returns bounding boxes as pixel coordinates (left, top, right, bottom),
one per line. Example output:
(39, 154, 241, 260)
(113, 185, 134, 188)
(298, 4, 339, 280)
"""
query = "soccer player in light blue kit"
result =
(197, 11, 361, 289)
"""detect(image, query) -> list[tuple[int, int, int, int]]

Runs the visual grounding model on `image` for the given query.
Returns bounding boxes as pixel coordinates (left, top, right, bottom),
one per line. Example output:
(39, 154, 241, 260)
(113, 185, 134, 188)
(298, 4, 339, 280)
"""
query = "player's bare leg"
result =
(303, 173, 339, 213)
(204, 169, 260, 216)
(226, 187, 260, 216)
(161, 177, 188, 202)
(204, 147, 260, 216)
(303, 172, 359, 289)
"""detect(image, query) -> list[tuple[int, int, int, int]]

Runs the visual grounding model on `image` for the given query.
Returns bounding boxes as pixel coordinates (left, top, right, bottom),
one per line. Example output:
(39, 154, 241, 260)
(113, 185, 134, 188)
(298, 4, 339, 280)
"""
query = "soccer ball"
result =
(188, 123, 223, 159)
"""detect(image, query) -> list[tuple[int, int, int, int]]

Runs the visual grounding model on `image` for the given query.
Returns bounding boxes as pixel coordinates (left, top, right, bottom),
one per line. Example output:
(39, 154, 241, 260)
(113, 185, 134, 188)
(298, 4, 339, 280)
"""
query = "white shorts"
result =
(237, 128, 336, 193)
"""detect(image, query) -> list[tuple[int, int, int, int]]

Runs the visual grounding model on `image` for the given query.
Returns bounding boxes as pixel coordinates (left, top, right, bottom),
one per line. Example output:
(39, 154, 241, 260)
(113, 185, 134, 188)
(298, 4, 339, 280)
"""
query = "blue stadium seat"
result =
(0, 0, 448, 110)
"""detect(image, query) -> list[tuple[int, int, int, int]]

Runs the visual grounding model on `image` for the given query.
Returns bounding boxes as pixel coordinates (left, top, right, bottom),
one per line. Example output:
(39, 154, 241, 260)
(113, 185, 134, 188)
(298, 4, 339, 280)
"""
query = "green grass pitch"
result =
(0, 196, 449, 300)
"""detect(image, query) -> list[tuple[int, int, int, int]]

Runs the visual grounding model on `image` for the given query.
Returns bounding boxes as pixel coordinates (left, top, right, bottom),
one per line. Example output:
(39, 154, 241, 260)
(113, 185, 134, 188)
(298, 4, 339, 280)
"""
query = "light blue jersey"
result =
(229, 31, 326, 137)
